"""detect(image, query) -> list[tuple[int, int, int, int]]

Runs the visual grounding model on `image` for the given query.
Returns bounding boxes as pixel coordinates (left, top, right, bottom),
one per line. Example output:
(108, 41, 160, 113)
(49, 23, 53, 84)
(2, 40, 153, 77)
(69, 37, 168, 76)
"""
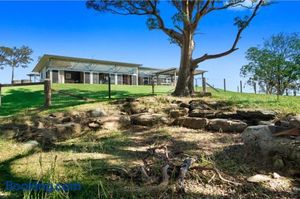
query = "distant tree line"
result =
(241, 33, 300, 96)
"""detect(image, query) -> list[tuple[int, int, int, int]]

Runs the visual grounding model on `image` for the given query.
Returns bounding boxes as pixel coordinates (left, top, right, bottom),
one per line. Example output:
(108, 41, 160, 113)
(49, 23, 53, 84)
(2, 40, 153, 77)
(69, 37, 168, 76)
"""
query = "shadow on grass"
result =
(0, 149, 37, 198)
(1, 130, 298, 198)
(0, 87, 157, 117)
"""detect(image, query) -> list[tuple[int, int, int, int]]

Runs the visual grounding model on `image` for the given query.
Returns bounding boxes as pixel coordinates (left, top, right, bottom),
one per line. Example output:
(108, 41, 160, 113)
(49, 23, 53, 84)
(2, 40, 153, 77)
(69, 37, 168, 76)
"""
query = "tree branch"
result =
(192, 0, 263, 67)
(191, 0, 212, 30)
(87, 0, 184, 45)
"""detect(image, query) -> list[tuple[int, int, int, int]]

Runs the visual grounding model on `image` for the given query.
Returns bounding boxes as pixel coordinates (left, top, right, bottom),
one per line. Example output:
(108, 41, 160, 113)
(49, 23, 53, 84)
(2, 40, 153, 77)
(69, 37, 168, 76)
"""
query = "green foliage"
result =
(0, 46, 33, 82)
(241, 33, 300, 95)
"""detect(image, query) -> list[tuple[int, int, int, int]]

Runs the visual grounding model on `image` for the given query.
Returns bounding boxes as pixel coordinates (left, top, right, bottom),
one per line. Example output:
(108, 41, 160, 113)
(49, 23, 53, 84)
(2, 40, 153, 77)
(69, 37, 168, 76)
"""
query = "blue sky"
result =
(0, 0, 299, 92)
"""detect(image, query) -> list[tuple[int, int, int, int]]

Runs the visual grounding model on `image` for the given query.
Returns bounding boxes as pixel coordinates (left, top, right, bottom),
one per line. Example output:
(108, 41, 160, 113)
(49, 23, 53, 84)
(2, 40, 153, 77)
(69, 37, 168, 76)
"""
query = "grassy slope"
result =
(212, 90, 300, 114)
(0, 83, 299, 117)
(0, 85, 299, 198)
(0, 84, 174, 116)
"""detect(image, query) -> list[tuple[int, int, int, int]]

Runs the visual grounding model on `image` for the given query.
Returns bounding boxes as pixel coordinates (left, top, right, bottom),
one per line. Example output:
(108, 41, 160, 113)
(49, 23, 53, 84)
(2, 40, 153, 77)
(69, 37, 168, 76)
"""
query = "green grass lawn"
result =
(0, 83, 299, 117)
(212, 90, 300, 114)
(0, 84, 174, 116)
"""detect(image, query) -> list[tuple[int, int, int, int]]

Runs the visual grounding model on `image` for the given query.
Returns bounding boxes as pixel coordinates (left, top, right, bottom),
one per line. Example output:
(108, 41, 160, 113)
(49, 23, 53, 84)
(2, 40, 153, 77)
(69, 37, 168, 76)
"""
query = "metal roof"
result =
(32, 54, 142, 73)
(154, 67, 207, 75)
(32, 55, 208, 76)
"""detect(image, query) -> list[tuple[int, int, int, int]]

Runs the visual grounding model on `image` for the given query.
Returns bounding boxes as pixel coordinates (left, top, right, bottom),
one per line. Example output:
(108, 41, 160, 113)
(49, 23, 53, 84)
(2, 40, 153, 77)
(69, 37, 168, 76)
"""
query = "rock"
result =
(174, 117, 208, 129)
(122, 101, 146, 114)
(97, 116, 122, 130)
(24, 140, 39, 150)
(189, 100, 213, 110)
(173, 100, 183, 104)
(89, 115, 131, 130)
(69, 110, 81, 117)
(55, 122, 81, 139)
(215, 111, 238, 119)
(129, 101, 142, 114)
(170, 108, 189, 118)
(88, 121, 101, 129)
(288, 115, 300, 128)
(119, 115, 131, 127)
(89, 108, 107, 117)
(61, 117, 72, 123)
(170, 110, 181, 118)
(241, 125, 274, 155)
(208, 119, 247, 133)
(189, 109, 216, 118)
(169, 103, 179, 109)
(247, 174, 272, 183)
(258, 121, 274, 126)
(35, 121, 45, 129)
(272, 155, 285, 169)
(273, 172, 281, 179)
(49, 112, 64, 118)
(242, 125, 300, 169)
(292, 187, 300, 192)
(274, 120, 291, 128)
(34, 129, 58, 148)
(131, 113, 169, 126)
(179, 102, 190, 109)
(237, 110, 276, 120)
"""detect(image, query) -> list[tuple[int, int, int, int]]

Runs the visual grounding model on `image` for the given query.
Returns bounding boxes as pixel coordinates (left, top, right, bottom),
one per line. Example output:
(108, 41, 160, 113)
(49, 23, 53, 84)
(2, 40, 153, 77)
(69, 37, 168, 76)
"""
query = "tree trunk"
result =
(172, 33, 194, 97)
(188, 68, 195, 95)
(11, 65, 15, 83)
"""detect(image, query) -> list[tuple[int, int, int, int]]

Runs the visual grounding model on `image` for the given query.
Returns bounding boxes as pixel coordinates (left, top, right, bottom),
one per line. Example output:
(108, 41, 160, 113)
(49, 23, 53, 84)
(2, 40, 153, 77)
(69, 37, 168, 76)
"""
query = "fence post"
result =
(202, 77, 207, 92)
(240, 80, 243, 93)
(223, 78, 226, 92)
(237, 86, 239, 92)
(108, 75, 111, 99)
(152, 78, 155, 94)
(44, 79, 51, 107)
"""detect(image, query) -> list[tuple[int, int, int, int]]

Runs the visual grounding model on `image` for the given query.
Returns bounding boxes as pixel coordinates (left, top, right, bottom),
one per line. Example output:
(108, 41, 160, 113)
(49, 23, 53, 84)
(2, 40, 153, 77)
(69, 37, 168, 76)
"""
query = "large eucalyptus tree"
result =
(87, 0, 265, 96)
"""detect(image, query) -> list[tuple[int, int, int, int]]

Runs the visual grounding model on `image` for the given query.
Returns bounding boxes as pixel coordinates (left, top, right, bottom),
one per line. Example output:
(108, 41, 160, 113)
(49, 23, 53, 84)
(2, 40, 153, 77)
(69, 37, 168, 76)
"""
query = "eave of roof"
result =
(139, 66, 161, 71)
(154, 67, 207, 75)
(32, 54, 142, 73)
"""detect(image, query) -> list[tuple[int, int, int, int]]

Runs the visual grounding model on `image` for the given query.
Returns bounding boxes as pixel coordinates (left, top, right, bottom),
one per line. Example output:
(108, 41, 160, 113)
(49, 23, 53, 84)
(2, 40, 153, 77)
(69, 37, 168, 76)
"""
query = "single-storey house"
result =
(33, 54, 206, 86)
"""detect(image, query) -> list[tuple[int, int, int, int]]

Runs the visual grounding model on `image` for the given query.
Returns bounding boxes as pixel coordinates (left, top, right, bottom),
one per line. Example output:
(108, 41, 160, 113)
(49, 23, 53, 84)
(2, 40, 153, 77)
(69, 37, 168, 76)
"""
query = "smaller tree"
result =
(0, 46, 33, 83)
(241, 33, 300, 96)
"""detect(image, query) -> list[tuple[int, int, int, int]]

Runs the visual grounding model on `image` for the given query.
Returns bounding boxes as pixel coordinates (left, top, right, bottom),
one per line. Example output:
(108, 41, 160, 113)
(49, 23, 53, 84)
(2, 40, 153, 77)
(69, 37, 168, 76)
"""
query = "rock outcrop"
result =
(174, 117, 209, 129)
(242, 125, 300, 169)
(208, 119, 247, 133)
